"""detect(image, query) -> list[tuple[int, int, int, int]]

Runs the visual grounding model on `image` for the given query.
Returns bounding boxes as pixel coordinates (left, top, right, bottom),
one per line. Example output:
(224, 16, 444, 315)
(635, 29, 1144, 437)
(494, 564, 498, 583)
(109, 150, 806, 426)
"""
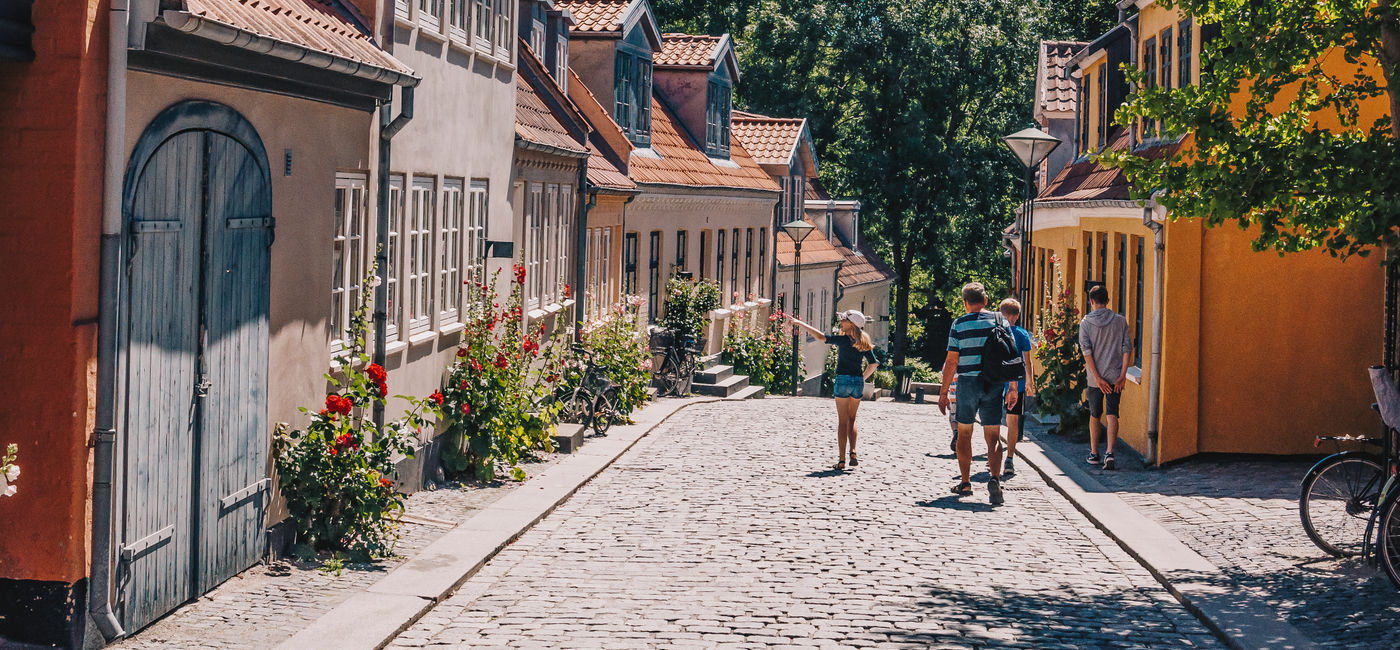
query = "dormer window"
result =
(705, 79, 732, 158)
(614, 46, 653, 147)
(527, 2, 546, 56)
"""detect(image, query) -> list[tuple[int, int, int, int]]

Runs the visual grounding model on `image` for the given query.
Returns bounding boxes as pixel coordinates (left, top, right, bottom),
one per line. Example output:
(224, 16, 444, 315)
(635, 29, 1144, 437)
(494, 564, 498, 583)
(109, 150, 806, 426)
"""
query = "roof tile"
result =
(731, 110, 806, 166)
(629, 99, 780, 191)
(775, 222, 846, 266)
(555, 0, 631, 33)
(1039, 130, 1180, 202)
(184, 0, 412, 75)
(655, 33, 721, 67)
(836, 242, 896, 288)
(1039, 40, 1087, 114)
(516, 67, 588, 156)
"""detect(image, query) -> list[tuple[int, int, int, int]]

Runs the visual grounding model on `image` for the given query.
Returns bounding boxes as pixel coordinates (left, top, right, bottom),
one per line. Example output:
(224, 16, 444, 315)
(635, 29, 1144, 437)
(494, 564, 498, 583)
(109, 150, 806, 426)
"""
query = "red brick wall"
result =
(0, 0, 105, 584)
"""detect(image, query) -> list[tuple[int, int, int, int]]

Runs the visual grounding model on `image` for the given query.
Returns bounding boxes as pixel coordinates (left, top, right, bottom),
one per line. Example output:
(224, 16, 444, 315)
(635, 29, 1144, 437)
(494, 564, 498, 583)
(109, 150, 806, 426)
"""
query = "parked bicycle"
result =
(1298, 366, 1400, 589)
(553, 346, 620, 436)
(650, 328, 703, 397)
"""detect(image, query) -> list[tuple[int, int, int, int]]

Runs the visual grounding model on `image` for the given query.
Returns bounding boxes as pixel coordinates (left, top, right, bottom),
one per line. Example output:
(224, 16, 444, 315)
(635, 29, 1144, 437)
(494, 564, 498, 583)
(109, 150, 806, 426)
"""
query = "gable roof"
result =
(836, 242, 896, 288)
(1036, 40, 1087, 119)
(731, 110, 816, 175)
(776, 221, 846, 266)
(171, 0, 415, 83)
(655, 33, 740, 80)
(515, 41, 588, 157)
(628, 97, 780, 192)
(1038, 129, 1180, 202)
(565, 68, 637, 191)
(555, 0, 662, 48)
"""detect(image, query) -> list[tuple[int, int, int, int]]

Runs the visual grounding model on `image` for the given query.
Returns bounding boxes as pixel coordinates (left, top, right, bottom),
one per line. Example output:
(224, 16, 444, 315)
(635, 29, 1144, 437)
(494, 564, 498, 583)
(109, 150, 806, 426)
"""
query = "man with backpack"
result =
(1080, 284, 1133, 471)
(938, 282, 1024, 505)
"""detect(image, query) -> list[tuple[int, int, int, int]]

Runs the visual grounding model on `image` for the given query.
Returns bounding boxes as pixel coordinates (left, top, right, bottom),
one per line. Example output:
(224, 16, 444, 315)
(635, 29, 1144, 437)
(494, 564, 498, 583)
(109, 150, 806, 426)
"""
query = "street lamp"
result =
(782, 218, 815, 395)
(1002, 126, 1061, 322)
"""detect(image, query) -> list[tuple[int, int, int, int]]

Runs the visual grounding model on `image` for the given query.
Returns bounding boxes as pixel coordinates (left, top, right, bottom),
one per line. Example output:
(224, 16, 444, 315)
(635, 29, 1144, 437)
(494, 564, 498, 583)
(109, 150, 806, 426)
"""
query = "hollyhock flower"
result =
(494, 353, 508, 369)
(471, 359, 484, 372)
(429, 390, 444, 406)
(458, 379, 469, 390)
(378, 382, 388, 398)
(328, 446, 339, 456)
(365, 363, 387, 384)
(460, 402, 472, 415)
(457, 348, 469, 358)
(335, 433, 353, 447)
(563, 284, 572, 299)
(513, 264, 527, 285)
(3, 464, 17, 484)
(379, 477, 394, 488)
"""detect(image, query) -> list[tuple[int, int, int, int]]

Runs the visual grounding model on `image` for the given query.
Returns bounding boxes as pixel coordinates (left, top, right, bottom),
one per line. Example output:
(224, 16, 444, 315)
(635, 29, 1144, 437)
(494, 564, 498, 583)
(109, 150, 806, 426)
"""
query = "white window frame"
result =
(493, 0, 513, 62)
(439, 178, 465, 327)
(386, 175, 406, 342)
(601, 228, 612, 309)
(558, 184, 572, 305)
(396, 0, 412, 23)
(473, 0, 493, 53)
(448, 0, 470, 43)
(332, 172, 369, 352)
(408, 177, 436, 336)
(527, 183, 544, 310)
(543, 183, 558, 306)
(466, 180, 489, 312)
(586, 228, 599, 317)
(418, 0, 443, 32)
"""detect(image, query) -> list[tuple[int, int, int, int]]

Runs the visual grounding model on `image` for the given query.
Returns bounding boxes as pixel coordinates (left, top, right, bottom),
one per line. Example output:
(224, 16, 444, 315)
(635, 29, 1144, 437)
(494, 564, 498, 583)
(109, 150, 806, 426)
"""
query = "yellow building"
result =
(1024, 2, 1385, 463)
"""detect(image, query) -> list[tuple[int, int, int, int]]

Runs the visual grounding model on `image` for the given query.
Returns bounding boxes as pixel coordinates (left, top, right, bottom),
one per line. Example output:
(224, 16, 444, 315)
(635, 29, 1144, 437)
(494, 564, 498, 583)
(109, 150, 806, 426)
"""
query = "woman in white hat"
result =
(791, 310, 880, 471)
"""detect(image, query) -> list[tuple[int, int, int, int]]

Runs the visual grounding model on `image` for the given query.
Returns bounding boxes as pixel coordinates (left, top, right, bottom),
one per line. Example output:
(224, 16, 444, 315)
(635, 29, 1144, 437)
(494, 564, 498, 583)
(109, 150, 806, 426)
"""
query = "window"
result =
(699, 230, 709, 279)
(648, 231, 661, 321)
(1097, 66, 1107, 149)
(473, 0, 492, 48)
(439, 179, 465, 326)
(408, 178, 435, 335)
(396, 0, 410, 23)
(1116, 233, 1127, 313)
(601, 228, 612, 309)
(1098, 232, 1108, 283)
(554, 23, 569, 90)
(744, 228, 753, 300)
(528, 3, 545, 56)
(386, 175, 405, 341)
(586, 228, 599, 317)
(557, 184, 573, 303)
(1178, 20, 1193, 89)
(493, 0, 513, 60)
(1085, 232, 1094, 290)
(806, 290, 814, 323)
(419, 0, 442, 31)
(716, 229, 726, 293)
(527, 183, 544, 309)
(332, 173, 369, 349)
(1134, 236, 1145, 362)
(676, 229, 688, 271)
(448, 0, 469, 40)
(624, 232, 639, 295)
(1142, 36, 1157, 137)
(757, 228, 767, 298)
(705, 80, 732, 158)
(1080, 73, 1091, 153)
(820, 288, 828, 326)
(1160, 27, 1174, 95)
(730, 228, 740, 303)
(614, 49, 653, 146)
(465, 181, 489, 310)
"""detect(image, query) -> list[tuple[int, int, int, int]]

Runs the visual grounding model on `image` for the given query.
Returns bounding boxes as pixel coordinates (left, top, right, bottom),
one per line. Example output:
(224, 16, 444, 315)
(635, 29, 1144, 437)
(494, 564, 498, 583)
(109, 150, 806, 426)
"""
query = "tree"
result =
(1103, 0, 1400, 260)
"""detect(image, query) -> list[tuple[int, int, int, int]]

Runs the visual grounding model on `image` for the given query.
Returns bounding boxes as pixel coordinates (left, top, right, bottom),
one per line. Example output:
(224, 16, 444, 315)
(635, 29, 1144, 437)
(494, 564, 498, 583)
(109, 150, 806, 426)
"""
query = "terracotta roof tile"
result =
(1039, 40, 1087, 115)
(776, 222, 846, 266)
(629, 98, 780, 191)
(836, 242, 895, 287)
(731, 111, 806, 165)
(805, 178, 831, 201)
(183, 0, 413, 76)
(516, 69, 588, 156)
(555, 0, 631, 33)
(1039, 130, 1180, 202)
(588, 141, 637, 190)
(656, 33, 721, 67)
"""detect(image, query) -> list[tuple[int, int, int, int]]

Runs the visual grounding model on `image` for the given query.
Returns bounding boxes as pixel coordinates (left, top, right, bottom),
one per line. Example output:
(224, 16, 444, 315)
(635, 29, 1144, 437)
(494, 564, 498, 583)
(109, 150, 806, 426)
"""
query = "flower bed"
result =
(723, 296, 798, 396)
(576, 295, 653, 419)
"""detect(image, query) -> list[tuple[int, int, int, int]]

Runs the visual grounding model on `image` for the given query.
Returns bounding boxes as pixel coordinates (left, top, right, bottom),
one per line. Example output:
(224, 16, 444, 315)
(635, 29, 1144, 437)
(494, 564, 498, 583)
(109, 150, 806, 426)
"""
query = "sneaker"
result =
(988, 478, 1004, 505)
(1086, 453, 1101, 465)
(1103, 453, 1116, 471)
(1003, 458, 1016, 476)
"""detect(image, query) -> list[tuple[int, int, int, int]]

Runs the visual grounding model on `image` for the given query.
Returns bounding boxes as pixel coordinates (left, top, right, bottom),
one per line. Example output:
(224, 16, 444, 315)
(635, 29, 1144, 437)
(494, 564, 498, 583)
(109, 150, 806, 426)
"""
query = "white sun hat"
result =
(839, 310, 868, 329)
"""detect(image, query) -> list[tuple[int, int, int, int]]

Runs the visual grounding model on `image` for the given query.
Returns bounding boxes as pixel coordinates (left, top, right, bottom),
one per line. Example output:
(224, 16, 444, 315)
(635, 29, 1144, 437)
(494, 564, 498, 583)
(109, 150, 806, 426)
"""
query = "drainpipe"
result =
(373, 85, 414, 429)
(90, 0, 129, 640)
(1125, 17, 1140, 150)
(1143, 192, 1166, 466)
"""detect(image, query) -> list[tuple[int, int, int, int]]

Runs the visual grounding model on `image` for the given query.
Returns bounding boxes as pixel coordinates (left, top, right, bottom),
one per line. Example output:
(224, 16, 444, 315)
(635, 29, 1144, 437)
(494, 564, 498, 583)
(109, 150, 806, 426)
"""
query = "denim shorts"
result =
(954, 375, 1005, 427)
(833, 374, 864, 399)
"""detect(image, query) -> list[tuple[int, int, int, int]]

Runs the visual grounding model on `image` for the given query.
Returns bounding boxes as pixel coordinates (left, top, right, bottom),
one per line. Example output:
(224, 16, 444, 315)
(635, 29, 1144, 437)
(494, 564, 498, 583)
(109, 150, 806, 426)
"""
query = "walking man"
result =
(998, 298, 1034, 477)
(938, 282, 1008, 505)
(1080, 284, 1133, 470)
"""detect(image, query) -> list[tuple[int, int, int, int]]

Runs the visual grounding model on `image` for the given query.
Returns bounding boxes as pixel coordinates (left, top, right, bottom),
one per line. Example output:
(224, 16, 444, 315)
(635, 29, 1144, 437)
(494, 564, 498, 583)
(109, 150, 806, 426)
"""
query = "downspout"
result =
(1143, 191, 1166, 465)
(576, 179, 597, 341)
(91, 0, 130, 640)
(373, 85, 415, 429)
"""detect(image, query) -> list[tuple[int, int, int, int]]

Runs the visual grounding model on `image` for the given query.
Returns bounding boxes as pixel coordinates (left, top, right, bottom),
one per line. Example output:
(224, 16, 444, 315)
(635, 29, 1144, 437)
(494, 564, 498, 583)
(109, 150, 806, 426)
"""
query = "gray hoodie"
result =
(1078, 308, 1132, 383)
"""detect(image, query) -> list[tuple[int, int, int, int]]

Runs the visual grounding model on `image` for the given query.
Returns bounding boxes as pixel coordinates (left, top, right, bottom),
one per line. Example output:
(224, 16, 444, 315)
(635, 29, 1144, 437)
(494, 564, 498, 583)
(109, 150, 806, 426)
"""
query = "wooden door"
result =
(118, 102, 273, 632)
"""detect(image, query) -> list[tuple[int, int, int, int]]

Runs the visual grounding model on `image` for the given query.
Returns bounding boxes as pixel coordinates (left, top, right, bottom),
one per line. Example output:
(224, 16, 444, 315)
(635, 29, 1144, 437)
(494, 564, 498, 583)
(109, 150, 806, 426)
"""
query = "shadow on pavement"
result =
(914, 496, 995, 512)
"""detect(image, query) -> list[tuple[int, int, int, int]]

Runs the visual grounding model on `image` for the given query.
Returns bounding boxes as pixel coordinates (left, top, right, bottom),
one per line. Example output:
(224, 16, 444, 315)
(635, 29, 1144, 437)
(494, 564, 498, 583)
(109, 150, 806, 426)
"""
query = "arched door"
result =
(117, 101, 273, 632)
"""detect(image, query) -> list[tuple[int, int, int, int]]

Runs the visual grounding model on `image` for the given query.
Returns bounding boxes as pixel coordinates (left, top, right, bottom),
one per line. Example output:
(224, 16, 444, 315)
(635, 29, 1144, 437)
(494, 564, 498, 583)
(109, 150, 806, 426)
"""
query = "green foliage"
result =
(1101, 0, 1400, 260)
(905, 358, 941, 383)
(660, 276, 722, 344)
(273, 267, 439, 556)
(577, 296, 654, 419)
(723, 301, 799, 395)
(438, 265, 566, 482)
(1033, 268, 1088, 431)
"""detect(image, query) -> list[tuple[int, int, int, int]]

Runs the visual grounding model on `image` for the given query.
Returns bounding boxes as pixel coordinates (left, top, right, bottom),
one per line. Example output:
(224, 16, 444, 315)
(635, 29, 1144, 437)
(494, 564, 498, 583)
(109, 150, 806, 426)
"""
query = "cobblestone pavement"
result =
(113, 451, 568, 649)
(388, 399, 1219, 649)
(1031, 425, 1400, 648)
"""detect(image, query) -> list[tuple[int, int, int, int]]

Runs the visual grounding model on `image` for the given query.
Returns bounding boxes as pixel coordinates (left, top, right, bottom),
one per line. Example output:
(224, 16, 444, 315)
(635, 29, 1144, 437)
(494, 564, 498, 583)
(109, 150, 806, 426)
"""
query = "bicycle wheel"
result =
(676, 353, 696, 396)
(557, 390, 594, 429)
(1299, 451, 1384, 557)
(1377, 483, 1400, 590)
(658, 354, 683, 397)
(591, 388, 619, 436)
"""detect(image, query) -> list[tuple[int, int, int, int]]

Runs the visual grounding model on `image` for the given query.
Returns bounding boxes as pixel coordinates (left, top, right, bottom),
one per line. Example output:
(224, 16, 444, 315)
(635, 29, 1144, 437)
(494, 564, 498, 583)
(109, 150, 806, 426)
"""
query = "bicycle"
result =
(553, 346, 620, 436)
(649, 329, 703, 397)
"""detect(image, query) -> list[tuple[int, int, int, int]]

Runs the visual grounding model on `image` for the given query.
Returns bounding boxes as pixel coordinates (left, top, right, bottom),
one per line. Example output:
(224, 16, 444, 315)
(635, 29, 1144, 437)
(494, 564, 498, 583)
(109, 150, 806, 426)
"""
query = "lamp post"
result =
(1001, 126, 1061, 320)
(782, 218, 814, 395)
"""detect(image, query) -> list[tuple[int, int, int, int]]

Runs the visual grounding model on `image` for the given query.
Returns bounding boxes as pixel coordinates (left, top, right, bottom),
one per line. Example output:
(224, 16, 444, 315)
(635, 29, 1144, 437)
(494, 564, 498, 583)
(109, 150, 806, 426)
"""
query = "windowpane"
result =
(676, 230, 687, 271)
(408, 178, 436, 333)
(636, 58, 652, 145)
(1134, 237, 1145, 361)
(332, 173, 368, 350)
(528, 183, 543, 309)
(1116, 233, 1127, 313)
(387, 176, 405, 340)
(419, 0, 442, 30)
(758, 228, 767, 298)
(440, 179, 464, 324)
(716, 229, 726, 292)
(1097, 67, 1107, 148)
(730, 228, 739, 303)
(1179, 20, 1194, 89)
(744, 228, 753, 300)
(648, 231, 661, 322)
(466, 181, 489, 312)
(494, 0, 512, 60)
(474, 0, 492, 46)
(624, 232, 638, 296)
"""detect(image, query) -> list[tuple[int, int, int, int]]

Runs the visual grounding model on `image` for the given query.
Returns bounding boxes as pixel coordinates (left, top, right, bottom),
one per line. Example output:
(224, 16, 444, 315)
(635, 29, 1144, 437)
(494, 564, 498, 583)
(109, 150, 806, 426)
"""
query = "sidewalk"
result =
(1019, 422, 1400, 649)
(114, 397, 717, 650)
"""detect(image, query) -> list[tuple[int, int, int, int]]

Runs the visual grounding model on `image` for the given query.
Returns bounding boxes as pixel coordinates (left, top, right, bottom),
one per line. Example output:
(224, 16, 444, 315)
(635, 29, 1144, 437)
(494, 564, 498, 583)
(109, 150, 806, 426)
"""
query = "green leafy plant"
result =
(660, 276, 722, 345)
(272, 267, 440, 556)
(722, 296, 799, 395)
(1034, 266, 1088, 436)
(577, 295, 653, 420)
(439, 265, 566, 482)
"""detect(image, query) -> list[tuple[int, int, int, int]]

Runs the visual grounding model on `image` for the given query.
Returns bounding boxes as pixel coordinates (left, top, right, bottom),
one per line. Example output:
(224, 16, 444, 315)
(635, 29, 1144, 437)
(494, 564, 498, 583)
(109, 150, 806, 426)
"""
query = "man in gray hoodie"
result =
(1079, 285, 1133, 470)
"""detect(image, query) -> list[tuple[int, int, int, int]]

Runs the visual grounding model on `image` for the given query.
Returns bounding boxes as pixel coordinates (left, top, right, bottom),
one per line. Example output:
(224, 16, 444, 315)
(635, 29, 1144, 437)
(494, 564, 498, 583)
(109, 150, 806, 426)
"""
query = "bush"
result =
(722, 296, 799, 395)
(577, 296, 653, 419)
(439, 265, 568, 482)
(660, 276, 722, 344)
(273, 271, 439, 556)
(1034, 263, 1088, 435)
(906, 358, 941, 383)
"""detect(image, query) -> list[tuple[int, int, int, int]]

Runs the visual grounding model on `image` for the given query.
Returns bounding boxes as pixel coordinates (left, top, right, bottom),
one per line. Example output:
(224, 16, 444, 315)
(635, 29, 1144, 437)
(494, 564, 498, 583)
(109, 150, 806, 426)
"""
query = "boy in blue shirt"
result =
(998, 298, 1035, 477)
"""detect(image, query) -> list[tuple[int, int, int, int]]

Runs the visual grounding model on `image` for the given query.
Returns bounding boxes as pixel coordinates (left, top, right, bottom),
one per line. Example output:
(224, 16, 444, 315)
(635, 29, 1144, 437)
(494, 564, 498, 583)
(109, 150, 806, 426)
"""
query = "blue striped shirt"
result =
(947, 311, 998, 377)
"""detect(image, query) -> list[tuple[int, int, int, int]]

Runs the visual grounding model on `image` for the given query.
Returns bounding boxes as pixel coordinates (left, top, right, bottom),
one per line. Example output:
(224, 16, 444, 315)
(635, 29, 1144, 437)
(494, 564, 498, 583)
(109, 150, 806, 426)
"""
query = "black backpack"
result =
(981, 316, 1025, 383)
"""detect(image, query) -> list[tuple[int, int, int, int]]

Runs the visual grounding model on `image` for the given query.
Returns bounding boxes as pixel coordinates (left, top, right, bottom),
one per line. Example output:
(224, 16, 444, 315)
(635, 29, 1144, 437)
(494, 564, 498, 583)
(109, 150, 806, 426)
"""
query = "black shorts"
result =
(1087, 387, 1121, 418)
(1007, 391, 1025, 416)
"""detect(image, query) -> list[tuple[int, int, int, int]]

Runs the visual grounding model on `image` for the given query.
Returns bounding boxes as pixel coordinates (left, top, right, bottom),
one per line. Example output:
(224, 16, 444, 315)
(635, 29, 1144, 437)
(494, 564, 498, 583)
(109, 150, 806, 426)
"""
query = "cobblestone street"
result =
(388, 399, 1219, 649)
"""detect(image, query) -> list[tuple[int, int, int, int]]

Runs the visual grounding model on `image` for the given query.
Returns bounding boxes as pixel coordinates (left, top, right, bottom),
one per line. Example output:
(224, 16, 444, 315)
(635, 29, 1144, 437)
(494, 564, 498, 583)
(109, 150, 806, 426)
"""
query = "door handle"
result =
(195, 376, 212, 397)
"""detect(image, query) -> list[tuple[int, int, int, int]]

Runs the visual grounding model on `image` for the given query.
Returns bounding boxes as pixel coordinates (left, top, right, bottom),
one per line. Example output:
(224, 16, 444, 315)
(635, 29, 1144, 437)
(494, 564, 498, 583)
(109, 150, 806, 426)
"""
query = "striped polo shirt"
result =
(947, 311, 999, 377)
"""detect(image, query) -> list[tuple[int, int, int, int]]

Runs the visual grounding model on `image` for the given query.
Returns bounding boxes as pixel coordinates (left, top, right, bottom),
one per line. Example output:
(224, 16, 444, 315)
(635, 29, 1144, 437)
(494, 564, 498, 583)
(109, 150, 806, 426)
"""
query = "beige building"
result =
(805, 182, 894, 352)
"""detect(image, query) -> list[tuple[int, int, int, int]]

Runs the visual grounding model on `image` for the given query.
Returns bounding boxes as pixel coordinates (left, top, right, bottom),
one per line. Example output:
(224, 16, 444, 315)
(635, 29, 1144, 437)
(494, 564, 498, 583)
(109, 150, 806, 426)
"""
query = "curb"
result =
(278, 397, 724, 650)
(1016, 439, 1317, 650)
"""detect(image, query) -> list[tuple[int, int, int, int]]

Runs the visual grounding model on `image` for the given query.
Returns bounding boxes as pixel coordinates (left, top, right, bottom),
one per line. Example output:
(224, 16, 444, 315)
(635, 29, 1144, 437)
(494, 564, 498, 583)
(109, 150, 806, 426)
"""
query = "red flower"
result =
(513, 264, 527, 285)
(429, 390, 444, 406)
(563, 284, 572, 299)
(456, 348, 469, 358)
(328, 446, 339, 456)
(460, 402, 472, 415)
(378, 382, 388, 397)
(471, 359, 484, 372)
(458, 379, 469, 390)
(325, 394, 352, 416)
(365, 363, 387, 384)
(546, 374, 560, 384)
(494, 353, 508, 369)
(379, 477, 394, 488)
(523, 338, 540, 356)
(335, 433, 353, 447)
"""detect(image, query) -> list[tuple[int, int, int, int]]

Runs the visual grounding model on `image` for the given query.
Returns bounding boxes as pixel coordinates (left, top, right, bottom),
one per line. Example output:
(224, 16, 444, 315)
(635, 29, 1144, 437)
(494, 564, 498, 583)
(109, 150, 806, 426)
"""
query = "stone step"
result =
(726, 385, 766, 400)
(697, 353, 723, 370)
(693, 364, 734, 385)
(553, 423, 586, 454)
(691, 373, 750, 398)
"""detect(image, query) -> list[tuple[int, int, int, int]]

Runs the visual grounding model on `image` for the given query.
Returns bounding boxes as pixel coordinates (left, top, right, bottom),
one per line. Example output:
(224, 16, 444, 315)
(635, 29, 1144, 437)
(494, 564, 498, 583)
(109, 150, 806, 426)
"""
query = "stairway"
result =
(691, 354, 765, 400)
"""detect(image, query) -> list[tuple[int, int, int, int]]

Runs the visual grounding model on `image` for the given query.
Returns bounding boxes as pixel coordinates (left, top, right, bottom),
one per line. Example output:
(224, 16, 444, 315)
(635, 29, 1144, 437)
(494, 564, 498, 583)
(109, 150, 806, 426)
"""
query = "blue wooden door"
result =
(118, 102, 272, 632)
